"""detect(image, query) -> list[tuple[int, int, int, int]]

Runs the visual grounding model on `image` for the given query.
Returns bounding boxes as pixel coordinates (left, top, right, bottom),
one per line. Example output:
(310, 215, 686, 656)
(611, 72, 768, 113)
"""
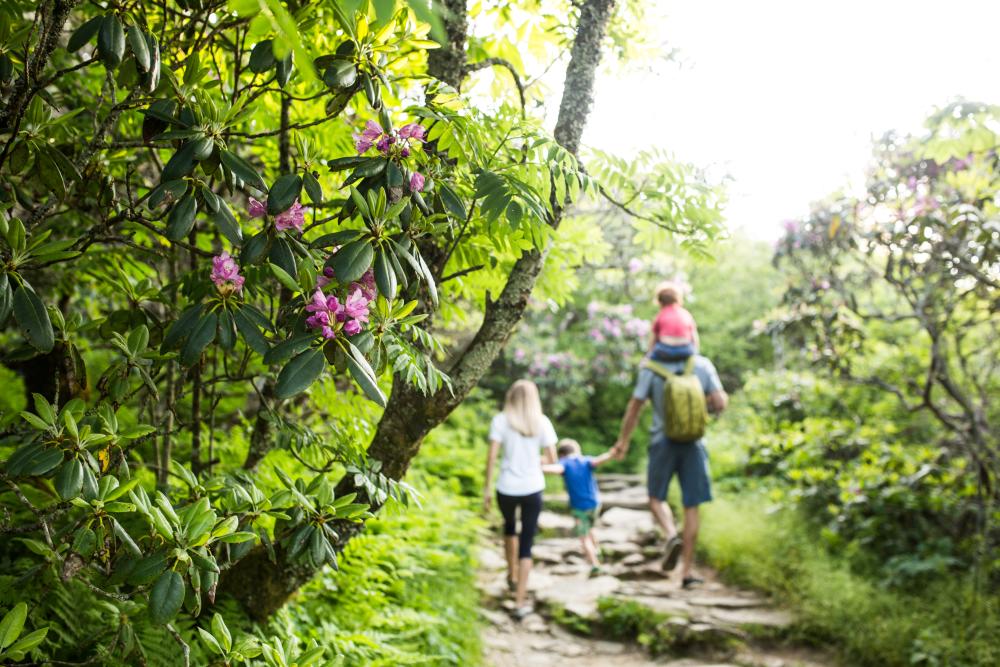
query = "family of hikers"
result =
(483, 281, 729, 619)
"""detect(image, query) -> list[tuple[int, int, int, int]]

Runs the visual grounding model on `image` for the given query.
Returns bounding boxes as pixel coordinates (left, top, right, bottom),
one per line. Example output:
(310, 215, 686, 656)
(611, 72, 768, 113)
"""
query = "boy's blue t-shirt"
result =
(561, 455, 599, 511)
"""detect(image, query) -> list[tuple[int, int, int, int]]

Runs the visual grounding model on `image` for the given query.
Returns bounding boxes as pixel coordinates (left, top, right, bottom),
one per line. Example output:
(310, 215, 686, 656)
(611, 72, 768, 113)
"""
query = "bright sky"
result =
(581, 0, 1000, 239)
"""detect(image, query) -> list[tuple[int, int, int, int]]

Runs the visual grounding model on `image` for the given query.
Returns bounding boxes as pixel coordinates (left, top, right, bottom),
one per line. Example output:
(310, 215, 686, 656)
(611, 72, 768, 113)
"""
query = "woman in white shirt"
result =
(483, 379, 558, 619)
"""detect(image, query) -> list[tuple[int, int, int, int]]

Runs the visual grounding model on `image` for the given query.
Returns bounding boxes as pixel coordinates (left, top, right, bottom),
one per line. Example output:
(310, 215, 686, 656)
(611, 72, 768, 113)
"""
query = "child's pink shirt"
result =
(652, 304, 696, 341)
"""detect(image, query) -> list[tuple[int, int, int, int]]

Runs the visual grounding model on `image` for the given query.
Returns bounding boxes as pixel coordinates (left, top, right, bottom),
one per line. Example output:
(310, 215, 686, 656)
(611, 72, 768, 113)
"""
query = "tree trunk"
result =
(221, 0, 616, 618)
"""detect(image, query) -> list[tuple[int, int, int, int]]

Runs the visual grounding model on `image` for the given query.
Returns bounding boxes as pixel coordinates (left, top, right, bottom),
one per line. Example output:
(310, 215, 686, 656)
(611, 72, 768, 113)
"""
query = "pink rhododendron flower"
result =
(627, 258, 643, 274)
(342, 288, 370, 323)
(398, 123, 426, 141)
(409, 171, 425, 192)
(586, 301, 600, 319)
(305, 289, 341, 339)
(343, 319, 363, 336)
(248, 198, 266, 218)
(317, 267, 335, 288)
(354, 120, 427, 158)
(354, 120, 384, 155)
(211, 252, 245, 296)
(350, 268, 377, 300)
(275, 200, 306, 233)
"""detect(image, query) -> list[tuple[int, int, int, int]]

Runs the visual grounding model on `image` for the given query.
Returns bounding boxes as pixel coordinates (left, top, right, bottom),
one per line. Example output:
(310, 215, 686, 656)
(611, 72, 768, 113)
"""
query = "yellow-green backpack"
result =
(642, 357, 707, 443)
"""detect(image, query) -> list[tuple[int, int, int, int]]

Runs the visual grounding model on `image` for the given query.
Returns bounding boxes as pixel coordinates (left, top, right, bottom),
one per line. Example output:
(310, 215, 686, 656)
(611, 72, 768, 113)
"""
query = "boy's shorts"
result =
(570, 507, 599, 537)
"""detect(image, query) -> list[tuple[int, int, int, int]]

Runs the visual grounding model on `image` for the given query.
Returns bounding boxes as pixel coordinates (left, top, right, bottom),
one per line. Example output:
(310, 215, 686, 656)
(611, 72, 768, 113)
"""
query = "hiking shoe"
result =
(662, 535, 683, 571)
(512, 605, 535, 620)
(681, 575, 704, 590)
(588, 565, 604, 578)
(506, 577, 517, 593)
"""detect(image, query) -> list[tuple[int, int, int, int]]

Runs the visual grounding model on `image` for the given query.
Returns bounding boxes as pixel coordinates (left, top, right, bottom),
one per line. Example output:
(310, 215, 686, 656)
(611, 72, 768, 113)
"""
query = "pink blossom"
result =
(351, 268, 376, 300)
(342, 288, 370, 323)
(354, 120, 384, 155)
(275, 200, 306, 233)
(398, 123, 427, 141)
(305, 289, 342, 339)
(248, 198, 266, 218)
(343, 319, 363, 336)
(211, 252, 244, 295)
(627, 258, 643, 274)
(588, 328, 605, 343)
(409, 171, 425, 192)
(317, 267, 335, 288)
(513, 348, 527, 362)
(586, 301, 600, 319)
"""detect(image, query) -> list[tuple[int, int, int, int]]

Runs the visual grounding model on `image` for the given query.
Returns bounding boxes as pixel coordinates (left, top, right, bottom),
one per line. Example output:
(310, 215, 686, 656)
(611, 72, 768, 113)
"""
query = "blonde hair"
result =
(504, 379, 545, 437)
(656, 281, 683, 306)
(557, 438, 581, 458)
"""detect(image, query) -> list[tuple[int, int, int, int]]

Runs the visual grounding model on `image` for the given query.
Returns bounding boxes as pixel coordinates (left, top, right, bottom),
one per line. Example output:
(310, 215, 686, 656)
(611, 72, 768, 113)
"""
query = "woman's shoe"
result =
(512, 604, 535, 620)
(681, 575, 704, 590)
(506, 577, 517, 593)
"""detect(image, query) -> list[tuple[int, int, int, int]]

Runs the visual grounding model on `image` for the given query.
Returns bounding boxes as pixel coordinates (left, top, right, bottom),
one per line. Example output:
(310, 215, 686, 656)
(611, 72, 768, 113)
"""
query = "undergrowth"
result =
(699, 494, 1000, 667)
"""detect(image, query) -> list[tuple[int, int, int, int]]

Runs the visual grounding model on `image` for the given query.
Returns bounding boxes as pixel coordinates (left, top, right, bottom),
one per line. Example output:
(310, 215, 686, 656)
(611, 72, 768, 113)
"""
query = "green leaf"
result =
(67, 17, 102, 52)
(54, 458, 83, 500)
(232, 308, 268, 355)
(0, 602, 26, 650)
(373, 247, 396, 300)
(264, 333, 315, 366)
(248, 39, 275, 73)
(148, 570, 184, 625)
(180, 312, 217, 366)
(436, 184, 466, 219)
(161, 303, 205, 351)
(268, 263, 299, 292)
(303, 171, 323, 204)
(268, 238, 297, 278)
(323, 60, 357, 89)
(212, 200, 243, 246)
(211, 612, 232, 652)
(142, 30, 160, 92)
(36, 149, 65, 199)
(161, 141, 201, 182)
(220, 149, 267, 193)
(275, 348, 325, 399)
(165, 191, 197, 242)
(217, 310, 235, 350)
(327, 156, 369, 172)
(7, 627, 47, 656)
(127, 24, 150, 71)
(276, 54, 294, 88)
(267, 173, 302, 215)
(343, 340, 386, 407)
(328, 238, 373, 284)
(97, 14, 125, 68)
(13, 282, 54, 353)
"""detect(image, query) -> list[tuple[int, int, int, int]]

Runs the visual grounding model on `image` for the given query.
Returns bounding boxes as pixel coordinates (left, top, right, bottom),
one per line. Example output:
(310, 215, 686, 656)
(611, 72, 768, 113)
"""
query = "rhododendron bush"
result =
(0, 0, 731, 662)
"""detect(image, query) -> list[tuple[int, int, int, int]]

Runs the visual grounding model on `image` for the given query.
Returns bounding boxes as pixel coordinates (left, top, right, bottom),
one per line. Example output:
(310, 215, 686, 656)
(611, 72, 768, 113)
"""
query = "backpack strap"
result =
(642, 358, 673, 380)
(683, 356, 696, 376)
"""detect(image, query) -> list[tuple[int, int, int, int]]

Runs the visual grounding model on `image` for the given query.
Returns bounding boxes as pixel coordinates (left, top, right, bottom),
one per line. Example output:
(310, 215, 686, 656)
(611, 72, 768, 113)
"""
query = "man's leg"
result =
(677, 442, 713, 585)
(648, 496, 678, 539)
(680, 506, 699, 579)
(646, 438, 679, 539)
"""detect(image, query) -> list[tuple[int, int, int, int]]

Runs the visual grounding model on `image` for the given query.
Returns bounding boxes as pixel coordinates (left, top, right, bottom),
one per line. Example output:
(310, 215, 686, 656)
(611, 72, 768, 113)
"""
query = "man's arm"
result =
(707, 389, 728, 415)
(613, 397, 647, 459)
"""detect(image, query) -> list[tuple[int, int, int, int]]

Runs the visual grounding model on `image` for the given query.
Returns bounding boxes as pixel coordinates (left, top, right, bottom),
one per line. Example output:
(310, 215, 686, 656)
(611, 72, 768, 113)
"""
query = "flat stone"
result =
(538, 510, 576, 534)
(536, 574, 621, 618)
(597, 487, 651, 511)
(687, 594, 769, 609)
(479, 546, 508, 571)
(598, 507, 657, 542)
(708, 606, 796, 628)
(626, 594, 696, 617)
(531, 538, 582, 564)
(620, 552, 647, 566)
(481, 608, 510, 627)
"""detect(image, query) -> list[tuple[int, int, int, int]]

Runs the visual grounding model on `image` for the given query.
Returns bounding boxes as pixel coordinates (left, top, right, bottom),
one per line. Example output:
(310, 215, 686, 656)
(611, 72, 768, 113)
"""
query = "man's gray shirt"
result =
(631, 355, 723, 444)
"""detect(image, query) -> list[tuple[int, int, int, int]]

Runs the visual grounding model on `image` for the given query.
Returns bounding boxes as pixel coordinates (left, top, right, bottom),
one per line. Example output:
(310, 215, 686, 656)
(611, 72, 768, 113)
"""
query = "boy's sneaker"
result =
(588, 565, 604, 578)
(662, 535, 682, 572)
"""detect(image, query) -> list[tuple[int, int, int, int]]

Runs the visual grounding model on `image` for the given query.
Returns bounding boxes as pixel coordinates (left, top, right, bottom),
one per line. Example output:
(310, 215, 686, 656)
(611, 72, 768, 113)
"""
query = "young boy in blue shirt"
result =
(543, 438, 615, 576)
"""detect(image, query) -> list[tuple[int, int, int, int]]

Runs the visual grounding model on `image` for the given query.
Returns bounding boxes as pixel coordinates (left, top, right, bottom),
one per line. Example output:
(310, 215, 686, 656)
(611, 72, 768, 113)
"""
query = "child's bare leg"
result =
(580, 533, 599, 566)
(504, 535, 519, 583)
(590, 529, 601, 562)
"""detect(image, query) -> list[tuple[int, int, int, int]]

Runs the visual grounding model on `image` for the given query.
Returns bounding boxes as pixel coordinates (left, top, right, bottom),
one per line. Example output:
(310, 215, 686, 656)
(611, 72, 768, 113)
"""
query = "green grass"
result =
(699, 494, 1000, 667)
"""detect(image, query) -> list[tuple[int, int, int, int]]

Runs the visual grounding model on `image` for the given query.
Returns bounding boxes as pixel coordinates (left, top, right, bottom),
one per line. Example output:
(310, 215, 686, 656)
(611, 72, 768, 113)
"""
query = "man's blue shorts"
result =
(647, 437, 713, 507)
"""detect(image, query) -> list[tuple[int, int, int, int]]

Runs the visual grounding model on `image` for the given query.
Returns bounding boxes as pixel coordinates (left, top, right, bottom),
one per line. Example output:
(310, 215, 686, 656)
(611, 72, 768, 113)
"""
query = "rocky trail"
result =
(478, 475, 835, 667)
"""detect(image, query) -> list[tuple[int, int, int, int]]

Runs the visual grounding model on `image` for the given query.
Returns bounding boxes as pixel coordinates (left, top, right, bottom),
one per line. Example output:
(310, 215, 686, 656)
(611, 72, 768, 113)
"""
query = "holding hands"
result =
(610, 439, 629, 461)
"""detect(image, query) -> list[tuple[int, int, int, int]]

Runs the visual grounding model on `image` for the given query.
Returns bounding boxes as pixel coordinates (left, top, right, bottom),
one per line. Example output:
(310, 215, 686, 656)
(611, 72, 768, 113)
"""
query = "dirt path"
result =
(479, 475, 834, 667)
